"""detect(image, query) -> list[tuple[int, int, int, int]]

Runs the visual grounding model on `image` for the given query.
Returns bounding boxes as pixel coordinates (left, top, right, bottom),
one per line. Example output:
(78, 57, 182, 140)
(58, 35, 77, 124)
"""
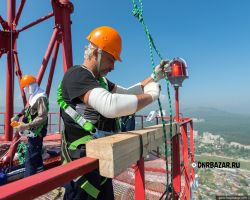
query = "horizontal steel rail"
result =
(0, 157, 99, 200)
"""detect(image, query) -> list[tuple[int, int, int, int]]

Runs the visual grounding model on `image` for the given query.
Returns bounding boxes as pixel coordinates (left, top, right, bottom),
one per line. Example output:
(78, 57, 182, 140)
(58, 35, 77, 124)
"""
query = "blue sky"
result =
(0, 0, 250, 114)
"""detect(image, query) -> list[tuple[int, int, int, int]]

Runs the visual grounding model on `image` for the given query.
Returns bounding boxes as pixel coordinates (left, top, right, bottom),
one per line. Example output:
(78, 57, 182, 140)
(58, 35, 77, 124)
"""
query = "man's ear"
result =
(93, 48, 98, 60)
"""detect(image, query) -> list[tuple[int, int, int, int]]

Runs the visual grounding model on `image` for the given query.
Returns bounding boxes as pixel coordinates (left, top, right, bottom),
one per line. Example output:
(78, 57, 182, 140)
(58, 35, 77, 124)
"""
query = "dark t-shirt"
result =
(61, 65, 116, 143)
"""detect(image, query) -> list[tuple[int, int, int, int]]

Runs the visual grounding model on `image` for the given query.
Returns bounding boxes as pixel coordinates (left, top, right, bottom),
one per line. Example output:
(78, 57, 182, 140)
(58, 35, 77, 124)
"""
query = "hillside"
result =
(139, 106, 250, 145)
(182, 107, 250, 145)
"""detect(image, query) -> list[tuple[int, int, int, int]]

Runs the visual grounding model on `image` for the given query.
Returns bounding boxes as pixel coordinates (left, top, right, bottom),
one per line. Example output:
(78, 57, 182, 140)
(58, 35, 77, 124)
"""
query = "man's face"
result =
(99, 51, 116, 77)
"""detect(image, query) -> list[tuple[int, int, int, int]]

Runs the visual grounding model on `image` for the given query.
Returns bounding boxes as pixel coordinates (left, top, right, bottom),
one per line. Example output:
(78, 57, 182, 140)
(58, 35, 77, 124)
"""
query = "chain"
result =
(131, 0, 173, 198)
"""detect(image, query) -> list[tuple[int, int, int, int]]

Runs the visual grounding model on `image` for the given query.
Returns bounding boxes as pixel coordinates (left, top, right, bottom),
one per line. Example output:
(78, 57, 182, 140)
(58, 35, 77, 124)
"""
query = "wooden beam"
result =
(86, 123, 179, 178)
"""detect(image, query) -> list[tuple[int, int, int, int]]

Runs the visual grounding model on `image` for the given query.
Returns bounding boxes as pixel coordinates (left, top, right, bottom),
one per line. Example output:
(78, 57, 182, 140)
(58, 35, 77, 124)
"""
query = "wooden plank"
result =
(86, 122, 179, 178)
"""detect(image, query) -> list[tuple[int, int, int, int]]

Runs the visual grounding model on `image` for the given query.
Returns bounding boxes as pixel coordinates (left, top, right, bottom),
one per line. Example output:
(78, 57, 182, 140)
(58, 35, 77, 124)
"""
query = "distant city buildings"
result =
(192, 118, 205, 123)
(229, 142, 250, 150)
(200, 132, 225, 145)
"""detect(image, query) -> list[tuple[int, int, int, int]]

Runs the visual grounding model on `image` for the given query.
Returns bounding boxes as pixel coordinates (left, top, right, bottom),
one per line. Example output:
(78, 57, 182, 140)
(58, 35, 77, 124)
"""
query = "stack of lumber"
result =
(86, 123, 180, 178)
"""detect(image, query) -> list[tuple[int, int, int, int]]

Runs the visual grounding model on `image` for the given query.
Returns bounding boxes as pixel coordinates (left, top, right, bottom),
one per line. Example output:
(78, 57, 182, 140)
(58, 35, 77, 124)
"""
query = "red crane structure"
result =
(0, 1, 195, 199)
(0, 0, 73, 142)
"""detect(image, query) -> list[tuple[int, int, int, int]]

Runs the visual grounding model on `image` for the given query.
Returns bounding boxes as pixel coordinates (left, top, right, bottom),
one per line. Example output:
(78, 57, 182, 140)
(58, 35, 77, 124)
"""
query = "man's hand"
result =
(151, 60, 170, 81)
(11, 115, 19, 122)
(144, 82, 161, 101)
(14, 123, 30, 132)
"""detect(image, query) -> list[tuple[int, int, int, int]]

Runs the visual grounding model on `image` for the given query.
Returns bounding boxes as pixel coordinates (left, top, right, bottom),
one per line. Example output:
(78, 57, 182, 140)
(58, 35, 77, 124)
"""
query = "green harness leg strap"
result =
(80, 176, 107, 199)
(81, 180, 100, 199)
(80, 175, 107, 199)
(60, 123, 101, 198)
(68, 135, 93, 150)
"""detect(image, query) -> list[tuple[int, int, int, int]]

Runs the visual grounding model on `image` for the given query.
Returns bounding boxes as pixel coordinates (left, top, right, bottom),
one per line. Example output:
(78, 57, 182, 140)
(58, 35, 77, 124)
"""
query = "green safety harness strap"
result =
(57, 82, 96, 133)
(98, 77, 109, 90)
(25, 100, 49, 137)
(81, 179, 100, 199)
(17, 142, 27, 165)
(57, 80, 108, 198)
(131, 0, 173, 198)
(68, 135, 93, 150)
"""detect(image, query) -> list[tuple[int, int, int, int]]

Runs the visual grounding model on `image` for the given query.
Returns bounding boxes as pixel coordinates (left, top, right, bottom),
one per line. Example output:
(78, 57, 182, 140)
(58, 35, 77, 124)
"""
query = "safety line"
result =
(131, 0, 173, 199)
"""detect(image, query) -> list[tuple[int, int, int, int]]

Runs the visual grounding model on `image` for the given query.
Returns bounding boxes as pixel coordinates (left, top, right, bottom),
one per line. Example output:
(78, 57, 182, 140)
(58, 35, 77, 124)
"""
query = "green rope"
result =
(17, 142, 27, 165)
(131, 0, 173, 198)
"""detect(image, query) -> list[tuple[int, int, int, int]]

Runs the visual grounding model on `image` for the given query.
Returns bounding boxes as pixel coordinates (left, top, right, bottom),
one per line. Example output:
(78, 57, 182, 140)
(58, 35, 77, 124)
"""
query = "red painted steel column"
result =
(134, 158, 145, 200)
(5, 52, 14, 141)
(4, 0, 16, 141)
(172, 134, 181, 199)
(36, 27, 59, 85)
(189, 121, 195, 180)
(46, 40, 60, 96)
(13, 0, 25, 26)
(13, 52, 27, 105)
(181, 124, 190, 198)
(60, 0, 73, 72)
(172, 86, 181, 199)
(175, 87, 179, 121)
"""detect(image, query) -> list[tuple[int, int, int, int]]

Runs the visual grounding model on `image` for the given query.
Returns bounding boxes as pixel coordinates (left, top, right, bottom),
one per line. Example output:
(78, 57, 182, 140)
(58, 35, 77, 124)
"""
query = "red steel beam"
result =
(4, 0, 16, 141)
(36, 27, 59, 85)
(52, 0, 74, 71)
(172, 86, 181, 199)
(0, 157, 99, 200)
(46, 40, 60, 96)
(181, 124, 190, 199)
(1, 132, 20, 166)
(0, 15, 9, 30)
(134, 158, 145, 200)
(189, 121, 195, 180)
(13, 0, 25, 27)
(172, 134, 181, 199)
(13, 52, 27, 105)
(175, 87, 179, 121)
(179, 118, 192, 125)
(17, 12, 54, 33)
(4, 51, 14, 141)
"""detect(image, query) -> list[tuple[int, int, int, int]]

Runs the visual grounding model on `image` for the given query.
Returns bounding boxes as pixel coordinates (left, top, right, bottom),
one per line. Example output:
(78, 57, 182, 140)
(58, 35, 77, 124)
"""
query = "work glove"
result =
(11, 115, 19, 122)
(151, 60, 170, 81)
(144, 82, 161, 101)
(14, 123, 30, 132)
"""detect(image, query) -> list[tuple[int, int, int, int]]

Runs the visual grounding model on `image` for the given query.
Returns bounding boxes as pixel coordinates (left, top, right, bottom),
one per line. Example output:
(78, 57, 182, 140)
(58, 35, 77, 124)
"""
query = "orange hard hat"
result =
(87, 26, 122, 61)
(20, 75, 36, 89)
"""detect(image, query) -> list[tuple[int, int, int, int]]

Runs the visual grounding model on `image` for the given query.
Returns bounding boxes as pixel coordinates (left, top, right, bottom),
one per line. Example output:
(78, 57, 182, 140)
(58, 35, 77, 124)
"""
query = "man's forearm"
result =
(136, 93, 153, 112)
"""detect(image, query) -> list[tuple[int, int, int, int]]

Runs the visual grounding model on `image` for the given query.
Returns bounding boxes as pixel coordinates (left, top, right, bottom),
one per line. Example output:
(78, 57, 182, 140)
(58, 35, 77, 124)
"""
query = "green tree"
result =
(236, 187, 248, 196)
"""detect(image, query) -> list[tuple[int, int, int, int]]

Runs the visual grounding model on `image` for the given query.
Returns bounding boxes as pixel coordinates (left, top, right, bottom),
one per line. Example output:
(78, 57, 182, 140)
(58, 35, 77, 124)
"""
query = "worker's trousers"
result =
(63, 170, 114, 200)
(24, 136, 44, 177)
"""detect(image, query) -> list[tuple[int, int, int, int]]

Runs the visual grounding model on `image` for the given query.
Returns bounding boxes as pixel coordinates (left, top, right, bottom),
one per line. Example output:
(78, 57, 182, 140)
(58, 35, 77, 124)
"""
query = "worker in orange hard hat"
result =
(11, 75, 49, 177)
(59, 26, 169, 200)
